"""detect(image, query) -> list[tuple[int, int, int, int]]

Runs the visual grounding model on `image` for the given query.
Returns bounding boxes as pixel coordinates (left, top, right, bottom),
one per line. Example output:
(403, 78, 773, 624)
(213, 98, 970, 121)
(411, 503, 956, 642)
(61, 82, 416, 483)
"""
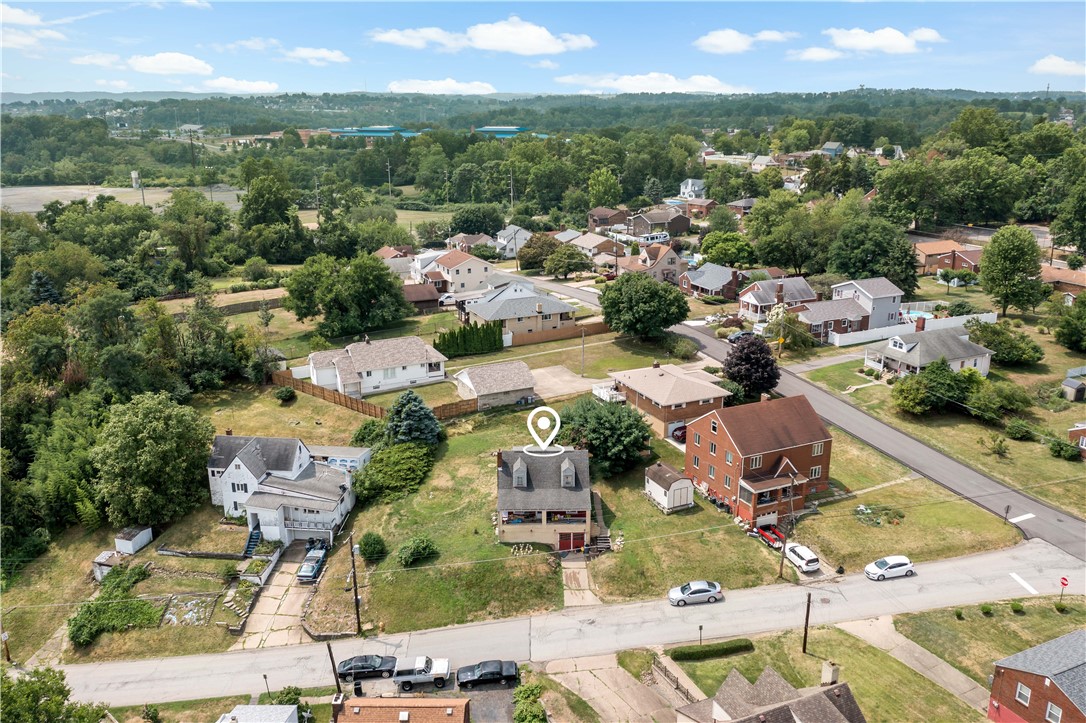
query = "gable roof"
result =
(682, 178, 706, 189)
(727, 197, 758, 209)
(1042, 266, 1086, 289)
(696, 396, 830, 456)
(373, 246, 405, 259)
(684, 262, 738, 292)
(865, 327, 992, 367)
(402, 283, 440, 303)
(570, 232, 613, 251)
(588, 206, 624, 218)
(913, 239, 964, 257)
(644, 243, 672, 261)
(677, 667, 866, 723)
(554, 229, 583, 243)
(468, 288, 575, 321)
(741, 277, 817, 306)
(454, 361, 534, 396)
(497, 447, 591, 512)
(210, 435, 303, 473)
(338, 336, 447, 374)
(834, 276, 904, 299)
(636, 207, 687, 224)
(796, 298, 869, 324)
(497, 225, 532, 243)
(996, 630, 1086, 714)
(611, 364, 729, 406)
(436, 249, 484, 269)
(446, 232, 493, 247)
(645, 461, 691, 491)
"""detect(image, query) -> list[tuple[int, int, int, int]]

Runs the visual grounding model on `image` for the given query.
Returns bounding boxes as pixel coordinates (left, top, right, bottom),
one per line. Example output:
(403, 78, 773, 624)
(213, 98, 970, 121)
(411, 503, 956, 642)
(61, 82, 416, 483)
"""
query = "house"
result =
(307, 336, 447, 397)
(332, 697, 469, 723)
(628, 207, 692, 238)
(568, 231, 625, 257)
(617, 242, 688, 284)
(751, 155, 778, 173)
(496, 447, 595, 551)
(453, 361, 535, 410)
(409, 249, 446, 285)
(793, 298, 871, 342)
(373, 246, 410, 260)
(381, 250, 415, 280)
(608, 363, 731, 438)
(1062, 380, 1086, 403)
(553, 228, 583, 244)
(644, 461, 695, 514)
(402, 283, 440, 313)
(680, 262, 747, 300)
(683, 197, 718, 218)
(831, 277, 904, 329)
(1042, 266, 1086, 301)
(445, 232, 495, 253)
(1069, 422, 1086, 459)
(725, 198, 757, 216)
(587, 206, 627, 232)
(988, 629, 1085, 723)
(738, 278, 819, 322)
(936, 248, 982, 275)
(679, 178, 707, 199)
(207, 434, 369, 544)
(495, 225, 533, 259)
(215, 705, 298, 723)
(677, 667, 866, 723)
(684, 395, 832, 526)
(913, 239, 967, 275)
(460, 282, 577, 342)
(822, 141, 845, 158)
(864, 327, 993, 377)
(431, 249, 494, 293)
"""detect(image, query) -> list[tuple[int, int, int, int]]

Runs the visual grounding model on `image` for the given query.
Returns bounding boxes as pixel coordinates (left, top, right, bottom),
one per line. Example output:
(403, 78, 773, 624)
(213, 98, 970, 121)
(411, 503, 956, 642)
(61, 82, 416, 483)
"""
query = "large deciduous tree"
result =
(1050, 180, 1086, 256)
(980, 226, 1043, 316)
(587, 168, 621, 209)
(722, 335, 780, 398)
(827, 217, 918, 298)
(560, 396, 652, 478)
(238, 175, 293, 229)
(450, 204, 504, 236)
(600, 272, 689, 340)
(517, 233, 560, 271)
(543, 244, 593, 279)
(701, 231, 756, 268)
(1, 667, 106, 723)
(90, 392, 214, 527)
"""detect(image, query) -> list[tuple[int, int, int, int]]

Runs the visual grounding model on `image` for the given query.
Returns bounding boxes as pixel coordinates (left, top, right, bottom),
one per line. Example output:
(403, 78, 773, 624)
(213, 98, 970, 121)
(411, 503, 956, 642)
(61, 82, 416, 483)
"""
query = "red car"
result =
(602, 272, 617, 281)
(671, 426, 687, 443)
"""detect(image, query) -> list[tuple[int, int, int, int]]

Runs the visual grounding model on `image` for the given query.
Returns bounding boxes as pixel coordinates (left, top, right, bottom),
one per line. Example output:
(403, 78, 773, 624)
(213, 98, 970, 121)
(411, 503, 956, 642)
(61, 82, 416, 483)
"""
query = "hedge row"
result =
(667, 638, 754, 661)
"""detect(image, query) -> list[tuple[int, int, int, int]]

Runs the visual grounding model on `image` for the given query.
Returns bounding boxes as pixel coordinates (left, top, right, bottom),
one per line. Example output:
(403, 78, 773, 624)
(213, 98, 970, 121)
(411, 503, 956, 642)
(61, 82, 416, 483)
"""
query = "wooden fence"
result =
(509, 320, 611, 347)
(270, 371, 387, 418)
(431, 398, 479, 420)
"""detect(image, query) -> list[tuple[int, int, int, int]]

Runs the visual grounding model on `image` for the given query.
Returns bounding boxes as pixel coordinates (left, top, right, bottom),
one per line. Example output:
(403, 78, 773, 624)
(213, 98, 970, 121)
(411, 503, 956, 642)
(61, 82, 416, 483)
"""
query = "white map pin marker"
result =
(527, 406, 561, 451)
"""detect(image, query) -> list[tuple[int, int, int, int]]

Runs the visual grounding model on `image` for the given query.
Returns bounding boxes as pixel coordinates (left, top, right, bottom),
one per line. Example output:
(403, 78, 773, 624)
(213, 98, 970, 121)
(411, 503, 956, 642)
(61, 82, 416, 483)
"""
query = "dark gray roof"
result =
(741, 277, 817, 306)
(996, 630, 1086, 714)
(796, 298, 869, 324)
(677, 668, 867, 723)
(454, 361, 535, 397)
(685, 263, 737, 292)
(469, 294, 575, 322)
(210, 436, 303, 473)
(1062, 378, 1085, 389)
(835, 276, 904, 299)
(728, 197, 758, 209)
(497, 447, 591, 512)
(865, 328, 992, 368)
(263, 462, 352, 501)
(116, 526, 150, 541)
(645, 461, 691, 491)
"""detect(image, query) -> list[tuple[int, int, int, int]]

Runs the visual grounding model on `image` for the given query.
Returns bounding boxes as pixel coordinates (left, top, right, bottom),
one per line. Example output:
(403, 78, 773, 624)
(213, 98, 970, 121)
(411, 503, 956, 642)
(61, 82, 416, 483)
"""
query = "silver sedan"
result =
(667, 580, 723, 606)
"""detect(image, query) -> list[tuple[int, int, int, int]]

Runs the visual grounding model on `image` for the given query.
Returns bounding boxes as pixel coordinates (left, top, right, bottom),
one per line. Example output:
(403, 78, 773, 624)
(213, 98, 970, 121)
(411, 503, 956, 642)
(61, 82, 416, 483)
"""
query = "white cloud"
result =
(787, 47, 845, 62)
(283, 47, 349, 66)
(387, 78, 496, 95)
(1, 3, 43, 25)
(1, 26, 65, 50)
(823, 26, 945, 54)
(127, 52, 213, 75)
(555, 72, 749, 94)
(371, 15, 595, 56)
(204, 76, 279, 93)
(218, 36, 281, 52)
(180, 0, 212, 8)
(530, 59, 559, 70)
(71, 52, 121, 67)
(693, 28, 797, 54)
(95, 79, 130, 89)
(1028, 54, 1086, 76)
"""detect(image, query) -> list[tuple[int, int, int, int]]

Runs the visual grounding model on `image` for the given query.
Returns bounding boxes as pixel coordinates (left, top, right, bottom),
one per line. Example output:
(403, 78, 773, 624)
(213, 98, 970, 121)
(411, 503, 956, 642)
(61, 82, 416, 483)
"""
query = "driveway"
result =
(532, 365, 602, 400)
(230, 543, 310, 650)
(544, 654, 677, 723)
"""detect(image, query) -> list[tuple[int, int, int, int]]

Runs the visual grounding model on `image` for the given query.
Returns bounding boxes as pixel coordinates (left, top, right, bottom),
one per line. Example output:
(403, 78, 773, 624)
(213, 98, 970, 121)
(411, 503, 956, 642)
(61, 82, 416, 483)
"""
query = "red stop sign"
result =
(1060, 577, 1069, 587)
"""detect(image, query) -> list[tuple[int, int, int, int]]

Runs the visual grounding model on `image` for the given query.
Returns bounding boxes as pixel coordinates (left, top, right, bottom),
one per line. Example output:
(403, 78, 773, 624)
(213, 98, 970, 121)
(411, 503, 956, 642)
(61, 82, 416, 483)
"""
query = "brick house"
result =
(913, 239, 966, 275)
(333, 697, 469, 723)
(683, 198, 718, 218)
(587, 206, 628, 233)
(629, 207, 692, 238)
(607, 363, 732, 437)
(988, 629, 1085, 723)
(680, 263, 744, 300)
(683, 396, 832, 527)
(935, 248, 982, 275)
(1042, 267, 1086, 301)
(1069, 422, 1086, 460)
(725, 198, 757, 217)
(617, 242, 688, 284)
(568, 231, 626, 258)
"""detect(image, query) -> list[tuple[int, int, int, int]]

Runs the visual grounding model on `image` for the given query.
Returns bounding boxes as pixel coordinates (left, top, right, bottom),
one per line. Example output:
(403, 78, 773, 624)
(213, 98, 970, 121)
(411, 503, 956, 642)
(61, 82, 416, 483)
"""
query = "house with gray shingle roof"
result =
(831, 277, 905, 328)
(738, 277, 818, 322)
(207, 434, 370, 544)
(680, 262, 744, 299)
(496, 447, 595, 551)
(677, 667, 866, 723)
(461, 282, 577, 342)
(679, 178, 707, 199)
(989, 630, 1085, 723)
(495, 225, 533, 259)
(453, 361, 535, 410)
(864, 327, 992, 377)
(793, 298, 872, 342)
(306, 336, 447, 397)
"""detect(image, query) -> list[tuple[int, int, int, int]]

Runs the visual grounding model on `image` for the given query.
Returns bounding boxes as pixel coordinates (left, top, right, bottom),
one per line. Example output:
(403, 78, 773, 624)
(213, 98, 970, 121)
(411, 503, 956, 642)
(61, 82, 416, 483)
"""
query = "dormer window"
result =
(512, 458, 527, 488)
(560, 459, 575, 488)
(890, 338, 904, 350)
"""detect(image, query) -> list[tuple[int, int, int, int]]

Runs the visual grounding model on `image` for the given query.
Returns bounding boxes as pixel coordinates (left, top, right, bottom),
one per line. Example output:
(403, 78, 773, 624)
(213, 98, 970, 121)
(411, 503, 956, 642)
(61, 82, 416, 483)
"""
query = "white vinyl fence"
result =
(827, 313, 997, 347)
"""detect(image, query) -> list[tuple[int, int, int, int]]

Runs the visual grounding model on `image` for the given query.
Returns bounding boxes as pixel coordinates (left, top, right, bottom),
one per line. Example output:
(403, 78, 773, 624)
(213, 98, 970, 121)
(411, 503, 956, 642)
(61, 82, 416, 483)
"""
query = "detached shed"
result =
(454, 361, 535, 410)
(644, 461, 695, 514)
(1061, 378, 1085, 402)
(115, 526, 153, 555)
(92, 551, 123, 582)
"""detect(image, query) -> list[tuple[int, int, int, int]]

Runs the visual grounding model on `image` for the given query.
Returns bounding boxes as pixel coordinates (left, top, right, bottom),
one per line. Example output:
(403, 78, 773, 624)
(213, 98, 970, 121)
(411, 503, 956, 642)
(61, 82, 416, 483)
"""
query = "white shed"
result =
(114, 526, 153, 555)
(92, 550, 123, 582)
(644, 461, 695, 514)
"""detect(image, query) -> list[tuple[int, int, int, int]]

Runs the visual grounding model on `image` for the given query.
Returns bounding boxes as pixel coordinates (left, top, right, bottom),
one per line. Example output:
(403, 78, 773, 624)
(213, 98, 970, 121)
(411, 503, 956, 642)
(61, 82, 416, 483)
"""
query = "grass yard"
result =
(807, 363, 873, 393)
(63, 622, 234, 663)
(895, 595, 1086, 685)
(678, 627, 984, 723)
(145, 504, 249, 555)
(396, 208, 454, 230)
(367, 381, 463, 409)
(525, 668, 601, 723)
(687, 298, 736, 319)
(446, 334, 671, 379)
(827, 426, 913, 493)
(111, 695, 252, 723)
(616, 648, 656, 681)
(793, 477, 1020, 572)
(304, 406, 563, 635)
(911, 276, 995, 312)
(191, 383, 370, 443)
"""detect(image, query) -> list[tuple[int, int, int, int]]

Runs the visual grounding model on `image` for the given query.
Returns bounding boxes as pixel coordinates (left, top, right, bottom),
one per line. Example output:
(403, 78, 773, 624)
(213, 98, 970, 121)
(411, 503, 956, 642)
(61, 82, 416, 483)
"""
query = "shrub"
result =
(947, 300, 979, 317)
(358, 531, 387, 564)
(434, 321, 503, 358)
(513, 682, 546, 723)
(243, 558, 269, 576)
(229, 283, 249, 293)
(594, 276, 607, 285)
(980, 604, 993, 616)
(1049, 439, 1082, 461)
(665, 334, 699, 361)
(965, 319, 1044, 365)
(350, 418, 387, 448)
(717, 378, 746, 405)
(1055, 602, 1068, 613)
(68, 564, 163, 647)
(397, 535, 437, 567)
(1011, 318, 1024, 328)
(702, 366, 722, 375)
(220, 561, 239, 582)
(954, 608, 964, 620)
(715, 327, 730, 339)
(1011, 602, 1025, 614)
(1005, 419, 1034, 441)
(274, 386, 296, 403)
(701, 295, 728, 305)
(978, 433, 1010, 457)
(668, 639, 754, 661)
(242, 256, 272, 282)
(353, 443, 434, 504)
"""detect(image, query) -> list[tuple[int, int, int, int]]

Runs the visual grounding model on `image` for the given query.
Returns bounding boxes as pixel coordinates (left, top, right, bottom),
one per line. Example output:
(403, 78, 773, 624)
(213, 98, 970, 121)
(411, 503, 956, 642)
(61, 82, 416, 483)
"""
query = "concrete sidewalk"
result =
(545, 654, 673, 723)
(836, 616, 989, 713)
(784, 352, 865, 374)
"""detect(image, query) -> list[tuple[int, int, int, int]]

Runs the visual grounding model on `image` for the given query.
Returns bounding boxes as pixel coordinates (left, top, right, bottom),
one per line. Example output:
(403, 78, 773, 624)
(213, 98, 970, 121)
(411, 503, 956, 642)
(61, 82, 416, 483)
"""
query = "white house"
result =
(495, 225, 533, 259)
(751, 155, 779, 173)
(864, 328, 993, 377)
(409, 249, 445, 284)
(214, 706, 298, 723)
(207, 434, 370, 545)
(831, 277, 905, 329)
(307, 336, 447, 397)
(679, 178, 706, 199)
(644, 461, 695, 514)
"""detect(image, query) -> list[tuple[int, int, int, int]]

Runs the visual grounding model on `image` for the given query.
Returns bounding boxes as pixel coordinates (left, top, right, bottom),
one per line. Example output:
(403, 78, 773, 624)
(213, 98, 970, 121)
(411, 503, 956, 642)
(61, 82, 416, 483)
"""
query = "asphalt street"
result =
(61, 540, 1082, 705)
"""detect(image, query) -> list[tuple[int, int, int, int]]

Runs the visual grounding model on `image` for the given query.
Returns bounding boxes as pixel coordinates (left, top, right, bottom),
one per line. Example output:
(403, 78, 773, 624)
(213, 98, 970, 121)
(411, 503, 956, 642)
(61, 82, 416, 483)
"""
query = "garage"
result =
(666, 420, 687, 436)
(558, 532, 585, 551)
(755, 512, 778, 528)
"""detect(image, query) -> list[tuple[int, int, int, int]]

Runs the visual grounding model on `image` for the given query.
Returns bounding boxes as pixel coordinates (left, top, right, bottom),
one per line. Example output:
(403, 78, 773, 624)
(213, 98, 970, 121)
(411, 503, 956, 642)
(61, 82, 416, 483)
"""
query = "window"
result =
(365, 370, 372, 377)
(517, 317, 524, 323)
(710, 442, 717, 455)
(809, 465, 822, 479)
(692, 455, 700, 469)
(484, 267, 489, 273)
(233, 500, 238, 511)
(724, 474, 732, 489)
(455, 269, 460, 275)
(1015, 682, 1031, 706)
(672, 403, 686, 409)
(231, 482, 248, 494)
(708, 465, 716, 479)
(700, 398, 712, 405)
(383, 368, 396, 380)
(711, 420, 718, 434)
(543, 314, 552, 320)
(694, 433, 701, 446)
(402, 365, 407, 371)
(725, 450, 733, 465)
(812, 442, 824, 456)
(460, 283, 465, 289)
(749, 455, 762, 469)
(1045, 702, 1062, 723)
(234, 463, 240, 470)
(467, 268, 472, 274)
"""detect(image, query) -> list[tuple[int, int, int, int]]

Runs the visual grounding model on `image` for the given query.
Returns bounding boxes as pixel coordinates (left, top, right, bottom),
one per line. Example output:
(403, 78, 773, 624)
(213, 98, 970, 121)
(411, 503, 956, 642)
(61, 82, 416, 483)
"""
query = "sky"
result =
(1, 1, 1084, 96)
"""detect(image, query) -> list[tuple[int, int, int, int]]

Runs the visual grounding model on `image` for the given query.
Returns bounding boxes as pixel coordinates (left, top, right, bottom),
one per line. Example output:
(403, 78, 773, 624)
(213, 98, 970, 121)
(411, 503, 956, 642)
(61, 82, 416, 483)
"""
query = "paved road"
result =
(672, 325, 1086, 561)
(61, 541, 1082, 706)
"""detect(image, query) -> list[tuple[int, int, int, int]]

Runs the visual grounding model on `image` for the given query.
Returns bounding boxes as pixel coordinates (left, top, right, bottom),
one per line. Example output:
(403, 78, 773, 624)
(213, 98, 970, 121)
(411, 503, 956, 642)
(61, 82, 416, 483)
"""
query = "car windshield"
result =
(680, 583, 691, 594)
(874, 559, 890, 570)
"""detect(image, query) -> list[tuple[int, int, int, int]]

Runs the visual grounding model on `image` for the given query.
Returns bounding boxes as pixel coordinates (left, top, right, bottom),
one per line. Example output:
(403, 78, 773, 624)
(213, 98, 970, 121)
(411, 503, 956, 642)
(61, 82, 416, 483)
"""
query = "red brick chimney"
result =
(915, 315, 926, 332)
(496, 450, 503, 467)
(775, 281, 785, 305)
(652, 360, 661, 368)
(225, 428, 233, 436)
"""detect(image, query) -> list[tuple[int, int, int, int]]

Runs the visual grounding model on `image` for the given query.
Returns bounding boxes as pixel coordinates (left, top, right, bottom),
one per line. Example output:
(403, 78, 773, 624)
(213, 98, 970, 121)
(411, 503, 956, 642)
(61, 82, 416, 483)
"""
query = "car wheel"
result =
(676, 599, 687, 607)
(400, 681, 413, 692)
(381, 670, 391, 678)
(500, 679, 508, 686)
(905, 569, 915, 577)
(434, 678, 446, 689)
(464, 682, 473, 690)
(707, 596, 717, 603)
(877, 574, 885, 581)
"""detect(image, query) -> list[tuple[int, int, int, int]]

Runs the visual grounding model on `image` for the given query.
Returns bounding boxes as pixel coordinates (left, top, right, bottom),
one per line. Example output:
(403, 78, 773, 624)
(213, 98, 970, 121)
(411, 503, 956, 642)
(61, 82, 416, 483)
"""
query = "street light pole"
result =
(263, 673, 271, 698)
(349, 532, 362, 636)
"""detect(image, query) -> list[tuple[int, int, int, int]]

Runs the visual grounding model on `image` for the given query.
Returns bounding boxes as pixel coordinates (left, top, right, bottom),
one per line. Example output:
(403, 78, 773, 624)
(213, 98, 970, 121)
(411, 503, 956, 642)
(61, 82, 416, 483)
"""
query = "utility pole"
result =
(581, 327, 585, 377)
(802, 592, 812, 653)
(386, 159, 393, 198)
(1, 623, 11, 663)
(349, 532, 362, 636)
(327, 642, 342, 696)
(778, 475, 797, 579)
(509, 169, 515, 206)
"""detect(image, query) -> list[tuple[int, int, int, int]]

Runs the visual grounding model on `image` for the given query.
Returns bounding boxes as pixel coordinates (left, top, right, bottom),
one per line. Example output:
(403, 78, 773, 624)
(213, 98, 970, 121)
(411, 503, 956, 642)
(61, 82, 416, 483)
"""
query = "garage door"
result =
(667, 420, 686, 435)
(558, 533, 585, 551)
(754, 512, 778, 528)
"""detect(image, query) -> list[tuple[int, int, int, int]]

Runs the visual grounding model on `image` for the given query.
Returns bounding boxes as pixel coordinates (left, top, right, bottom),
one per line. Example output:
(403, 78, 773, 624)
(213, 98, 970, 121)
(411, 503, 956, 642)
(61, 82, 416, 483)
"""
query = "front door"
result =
(558, 532, 585, 551)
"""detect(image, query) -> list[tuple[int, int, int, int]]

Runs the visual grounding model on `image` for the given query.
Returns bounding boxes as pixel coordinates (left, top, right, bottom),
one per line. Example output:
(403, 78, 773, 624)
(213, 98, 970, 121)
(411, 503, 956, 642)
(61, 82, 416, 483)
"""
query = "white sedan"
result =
(667, 580, 723, 606)
(865, 555, 914, 581)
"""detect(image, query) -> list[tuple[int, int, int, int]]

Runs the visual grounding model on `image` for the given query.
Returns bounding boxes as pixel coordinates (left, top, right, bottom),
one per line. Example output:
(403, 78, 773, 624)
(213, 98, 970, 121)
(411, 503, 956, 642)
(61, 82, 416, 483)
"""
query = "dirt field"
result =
(0, 184, 245, 213)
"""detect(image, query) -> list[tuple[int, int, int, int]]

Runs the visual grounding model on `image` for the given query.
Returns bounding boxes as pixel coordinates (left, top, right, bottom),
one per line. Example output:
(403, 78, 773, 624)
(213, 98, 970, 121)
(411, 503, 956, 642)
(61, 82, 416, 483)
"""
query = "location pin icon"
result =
(527, 406, 561, 451)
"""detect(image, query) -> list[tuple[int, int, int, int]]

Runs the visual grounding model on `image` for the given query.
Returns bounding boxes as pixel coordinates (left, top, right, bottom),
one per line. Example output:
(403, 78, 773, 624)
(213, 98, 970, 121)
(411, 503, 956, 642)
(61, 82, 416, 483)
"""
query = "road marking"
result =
(1008, 513, 1035, 524)
(1010, 573, 1039, 595)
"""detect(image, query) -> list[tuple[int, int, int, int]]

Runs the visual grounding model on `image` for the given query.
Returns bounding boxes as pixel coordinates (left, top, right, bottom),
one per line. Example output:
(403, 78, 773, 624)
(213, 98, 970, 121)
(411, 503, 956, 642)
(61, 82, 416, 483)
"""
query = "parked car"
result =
(393, 655, 450, 692)
(865, 555, 914, 581)
(455, 660, 518, 689)
(671, 426, 687, 443)
(602, 272, 616, 281)
(667, 580, 723, 606)
(337, 654, 397, 682)
(784, 543, 821, 573)
(296, 548, 327, 583)
(438, 293, 456, 304)
(727, 330, 754, 344)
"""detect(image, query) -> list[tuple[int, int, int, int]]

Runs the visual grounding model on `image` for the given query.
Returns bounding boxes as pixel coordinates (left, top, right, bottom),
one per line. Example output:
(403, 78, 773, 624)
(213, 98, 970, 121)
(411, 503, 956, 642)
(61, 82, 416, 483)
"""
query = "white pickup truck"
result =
(393, 655, 450, 692)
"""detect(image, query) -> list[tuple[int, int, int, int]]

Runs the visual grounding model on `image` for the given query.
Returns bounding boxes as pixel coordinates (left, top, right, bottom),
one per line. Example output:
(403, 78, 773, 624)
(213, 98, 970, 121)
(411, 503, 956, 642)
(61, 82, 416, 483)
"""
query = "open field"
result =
(445, 333, 670, 379)
(895, 595, 1086, 685)
(159, 286, 287, 314)
(191, 383, 371, 442)
(0, 184, 244, 213)
(678, 627, 985, 723)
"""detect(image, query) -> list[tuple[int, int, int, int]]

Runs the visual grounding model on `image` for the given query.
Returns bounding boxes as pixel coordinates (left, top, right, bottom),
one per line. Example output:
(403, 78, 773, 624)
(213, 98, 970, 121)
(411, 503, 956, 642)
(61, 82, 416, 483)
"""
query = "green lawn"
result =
(191, 383, 372, 443)
(63, 623, 234, 664)
(616, 648, 656, 681)
(396, 208, 454, 229)
(828, 426, 913, 492)
(367, 381, 463, 409)
(911, 276, 995, 312)
(895, 595, 1086, 685)
(679, 627, 984, 723)
(808, 363, 873, 393)
(111, 695, 252, 723)
(445, 334, 671, 379)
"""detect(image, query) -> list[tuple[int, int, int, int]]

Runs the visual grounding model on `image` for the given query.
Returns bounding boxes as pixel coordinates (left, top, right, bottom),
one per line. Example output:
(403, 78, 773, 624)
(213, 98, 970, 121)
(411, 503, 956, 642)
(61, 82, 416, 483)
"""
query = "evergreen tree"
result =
(643, 177, 665, 204)
(384, 390, 442, 446)
(28, 270, 61, 306)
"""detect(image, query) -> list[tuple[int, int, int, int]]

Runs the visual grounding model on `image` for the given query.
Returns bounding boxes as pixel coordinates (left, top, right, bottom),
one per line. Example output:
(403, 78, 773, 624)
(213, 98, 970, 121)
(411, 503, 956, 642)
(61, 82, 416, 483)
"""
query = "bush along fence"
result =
(271, 371, 387, 418)
(434, 320, 504, 358)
